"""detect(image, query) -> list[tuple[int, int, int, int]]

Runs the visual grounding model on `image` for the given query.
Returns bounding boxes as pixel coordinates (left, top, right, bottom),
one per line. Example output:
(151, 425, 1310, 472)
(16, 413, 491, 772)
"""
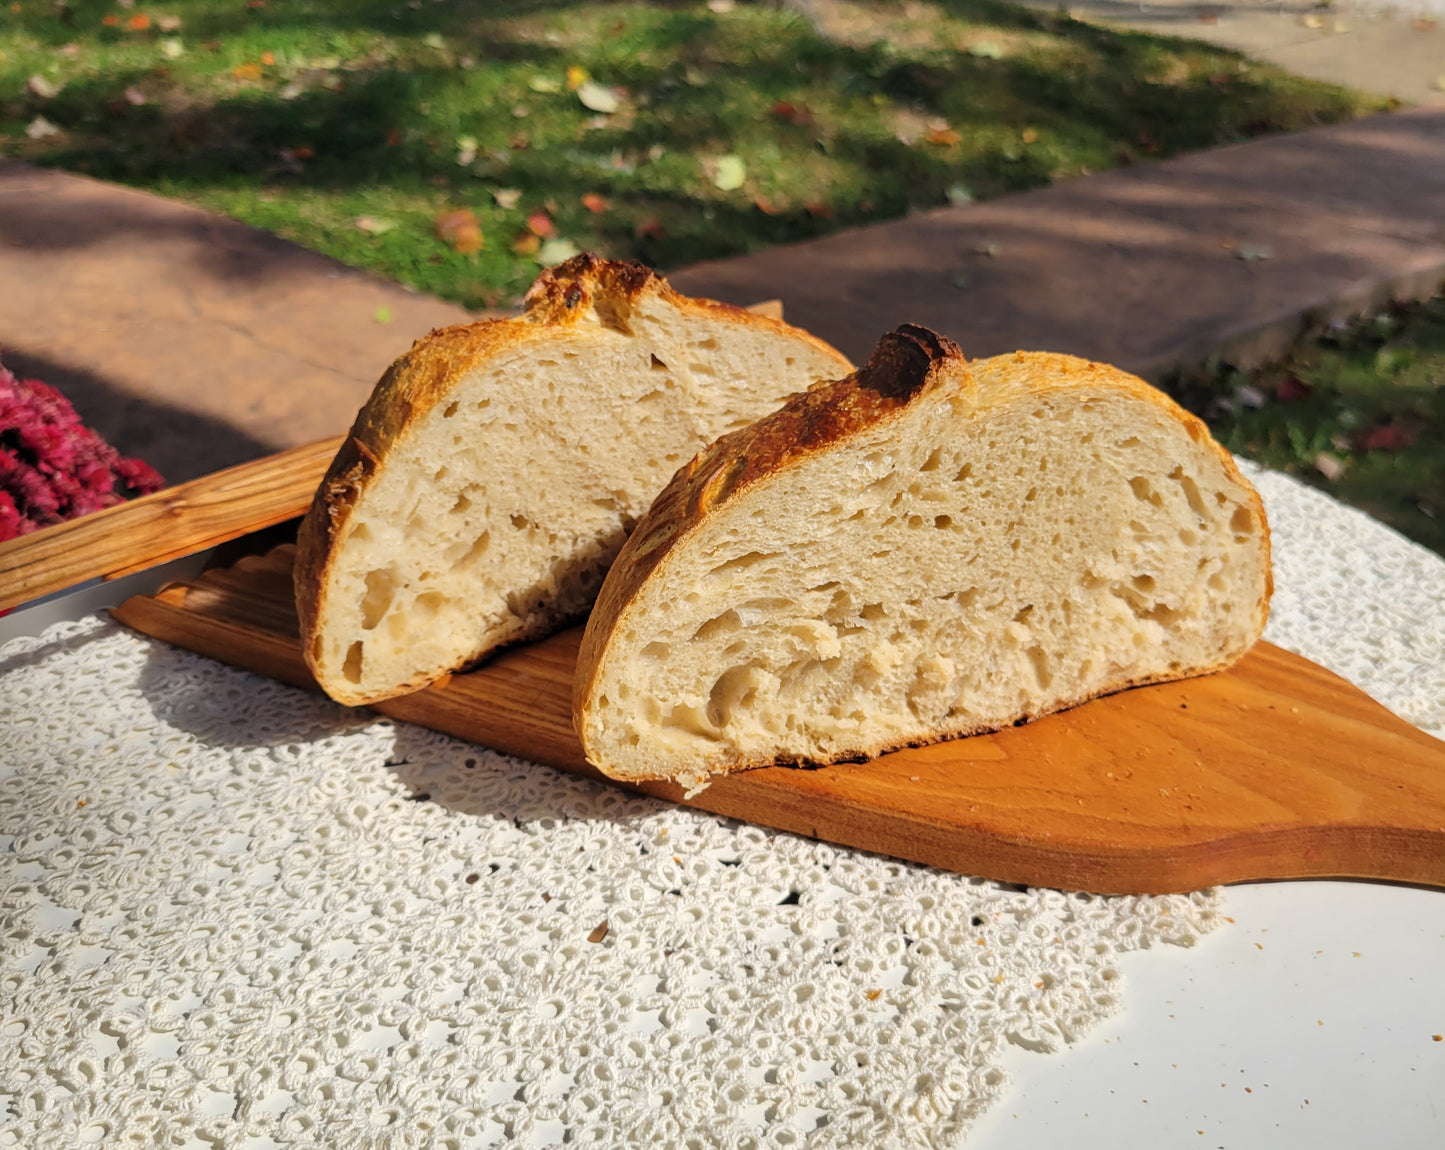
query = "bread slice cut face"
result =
(295, 255, 852, 706)
(574, 326, 1272, 788)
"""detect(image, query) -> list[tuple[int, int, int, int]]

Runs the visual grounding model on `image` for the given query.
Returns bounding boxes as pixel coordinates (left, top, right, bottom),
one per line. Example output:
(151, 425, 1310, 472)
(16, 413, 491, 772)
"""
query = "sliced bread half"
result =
(295, 255, 853, 706)
(574, 325, 1272, 788)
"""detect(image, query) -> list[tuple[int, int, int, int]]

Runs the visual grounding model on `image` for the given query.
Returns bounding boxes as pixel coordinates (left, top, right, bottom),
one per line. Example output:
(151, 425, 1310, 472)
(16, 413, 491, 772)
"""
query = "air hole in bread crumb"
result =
(443, 401, 460, 419)
(907, 515, 924, 529)
(415, 591, 447, 615)
(511, 513, 530, 530)
(650, 353, 669, 371)
(1026, 645, 1052, 689)
(920, 448, 943, 472)
(1230, 505, 1255, 537)
(450, 491, 474, 515)
(707, 550, 781, 578)
(477, 398, 491, 409)
(934, 515, 953, 529)
(1133, 574, 1156, 592)
(1119, 436, 1142, 449)
(448, 530, 490, 568)
(1128, 476, 1164, 507)
(1024, 487, 1038, 503)
(860, 603, 886, 621)
(641, 642, 670, 660)
(342, 641, 363, 684)
(361, 569, 397, 630)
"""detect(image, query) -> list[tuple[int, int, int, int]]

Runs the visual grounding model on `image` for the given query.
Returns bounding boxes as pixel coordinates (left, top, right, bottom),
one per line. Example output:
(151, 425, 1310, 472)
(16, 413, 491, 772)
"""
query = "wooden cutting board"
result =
(111, 543, 1445, 895)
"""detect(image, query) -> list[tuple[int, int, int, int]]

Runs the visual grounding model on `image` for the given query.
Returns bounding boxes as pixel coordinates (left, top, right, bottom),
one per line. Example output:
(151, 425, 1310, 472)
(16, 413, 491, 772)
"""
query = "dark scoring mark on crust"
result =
(523, 253, 661, 324)
(691, 324, 964, 512)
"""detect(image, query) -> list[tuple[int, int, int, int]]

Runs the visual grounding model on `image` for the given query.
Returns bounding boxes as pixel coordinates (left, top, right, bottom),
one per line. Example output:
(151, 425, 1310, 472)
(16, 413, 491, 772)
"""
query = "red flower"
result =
(0, 353, 164, 541)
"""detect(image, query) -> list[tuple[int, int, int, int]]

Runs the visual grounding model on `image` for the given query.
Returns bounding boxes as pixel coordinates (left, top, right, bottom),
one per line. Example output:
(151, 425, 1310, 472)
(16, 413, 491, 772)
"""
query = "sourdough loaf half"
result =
(295, 255, 853, 706)
(574, 326, 1272, 787)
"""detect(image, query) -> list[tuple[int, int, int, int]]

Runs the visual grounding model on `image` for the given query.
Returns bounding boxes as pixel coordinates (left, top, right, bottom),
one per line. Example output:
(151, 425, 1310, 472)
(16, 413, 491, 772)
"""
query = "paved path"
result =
(1015, 0, 1445, 108)
(671, 106, 1445, 371)
(0, 162, 468, 484)
(1, 106, 1442, 484)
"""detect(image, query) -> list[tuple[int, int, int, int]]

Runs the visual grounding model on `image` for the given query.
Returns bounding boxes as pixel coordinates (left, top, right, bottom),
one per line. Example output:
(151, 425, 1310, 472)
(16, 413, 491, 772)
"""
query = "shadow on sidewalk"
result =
(0, 347, 276, 485)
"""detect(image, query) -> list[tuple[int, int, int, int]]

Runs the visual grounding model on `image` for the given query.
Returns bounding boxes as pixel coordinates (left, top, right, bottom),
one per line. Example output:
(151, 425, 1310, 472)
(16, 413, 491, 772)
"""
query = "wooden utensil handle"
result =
(0, 434, 343, 612)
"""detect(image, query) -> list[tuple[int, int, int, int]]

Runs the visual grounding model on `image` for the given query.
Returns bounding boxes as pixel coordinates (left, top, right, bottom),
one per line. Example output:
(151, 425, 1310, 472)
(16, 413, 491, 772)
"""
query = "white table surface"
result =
(3, 462, 1444, 1149)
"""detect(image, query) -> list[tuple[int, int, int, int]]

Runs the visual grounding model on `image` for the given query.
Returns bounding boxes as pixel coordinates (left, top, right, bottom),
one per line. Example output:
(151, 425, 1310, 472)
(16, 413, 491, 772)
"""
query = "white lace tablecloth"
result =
(3, 463, 1443, 1149)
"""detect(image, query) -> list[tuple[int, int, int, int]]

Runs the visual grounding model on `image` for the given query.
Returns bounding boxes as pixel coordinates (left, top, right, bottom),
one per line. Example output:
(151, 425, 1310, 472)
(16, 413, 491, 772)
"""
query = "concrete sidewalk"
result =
(1014, 0, 1445, 108)
(1, 107, 1443, 485)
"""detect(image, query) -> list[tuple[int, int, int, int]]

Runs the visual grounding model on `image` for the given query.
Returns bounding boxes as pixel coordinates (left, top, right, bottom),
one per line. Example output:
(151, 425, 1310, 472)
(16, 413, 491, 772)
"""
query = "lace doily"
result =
(2, 464, 1441, 1149)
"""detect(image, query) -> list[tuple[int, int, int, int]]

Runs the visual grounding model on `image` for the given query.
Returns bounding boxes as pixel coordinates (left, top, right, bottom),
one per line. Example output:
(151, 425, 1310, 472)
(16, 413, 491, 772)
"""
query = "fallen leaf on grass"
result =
(124, 86, 147, 106)
(435, 208, 483, 254)
(711, 154, 746, 191)
(1275, 376, 1312, 402)
(753, 194, 783, 216)
(455, 134, 478, 166)
(354, 215, 396, 235)
(128, 13, 150, 31)
(1021, 127, 1039, 144)
(634, 217, 664, 240)
(529, 74, 561, 94)
(581, 193, 608, 213)
(526, 211, 556, 238)
(423, 32, 445, 49)
(538, 238, 580, 264)
(232, 62, 262, 81)
(969, 42, 1004, 59)
(25, 116, 59, 140)
(493, 188, 522, 210)
(1232, 383, 1267, 409)
(27, 75, 61, 99)
(945, 183, 974, 205)
(1355, 423, 1416, 451)
(770, 101, 814, 127)
(805, 200, 833, 219)
(925, 126, 961, 146)
(511, 232, 540, 255)
(576, 81, 619, 114)
(102, 15, 119, 26)
(160, 38, 184, 58)
(566, 65, 589, 91)
(1314, 452, 1345, 481)
(158, 15, 181, 32)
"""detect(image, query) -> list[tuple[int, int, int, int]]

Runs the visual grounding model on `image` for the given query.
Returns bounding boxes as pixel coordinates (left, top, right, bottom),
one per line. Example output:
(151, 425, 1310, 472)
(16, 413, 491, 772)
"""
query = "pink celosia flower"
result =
(0, 353, 164, 542)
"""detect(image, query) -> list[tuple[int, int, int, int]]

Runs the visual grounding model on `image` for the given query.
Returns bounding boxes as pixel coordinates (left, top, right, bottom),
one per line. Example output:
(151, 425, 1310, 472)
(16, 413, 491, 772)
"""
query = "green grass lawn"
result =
(1166, 292, 1445, 559)
(2, 0, 1389, 309)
